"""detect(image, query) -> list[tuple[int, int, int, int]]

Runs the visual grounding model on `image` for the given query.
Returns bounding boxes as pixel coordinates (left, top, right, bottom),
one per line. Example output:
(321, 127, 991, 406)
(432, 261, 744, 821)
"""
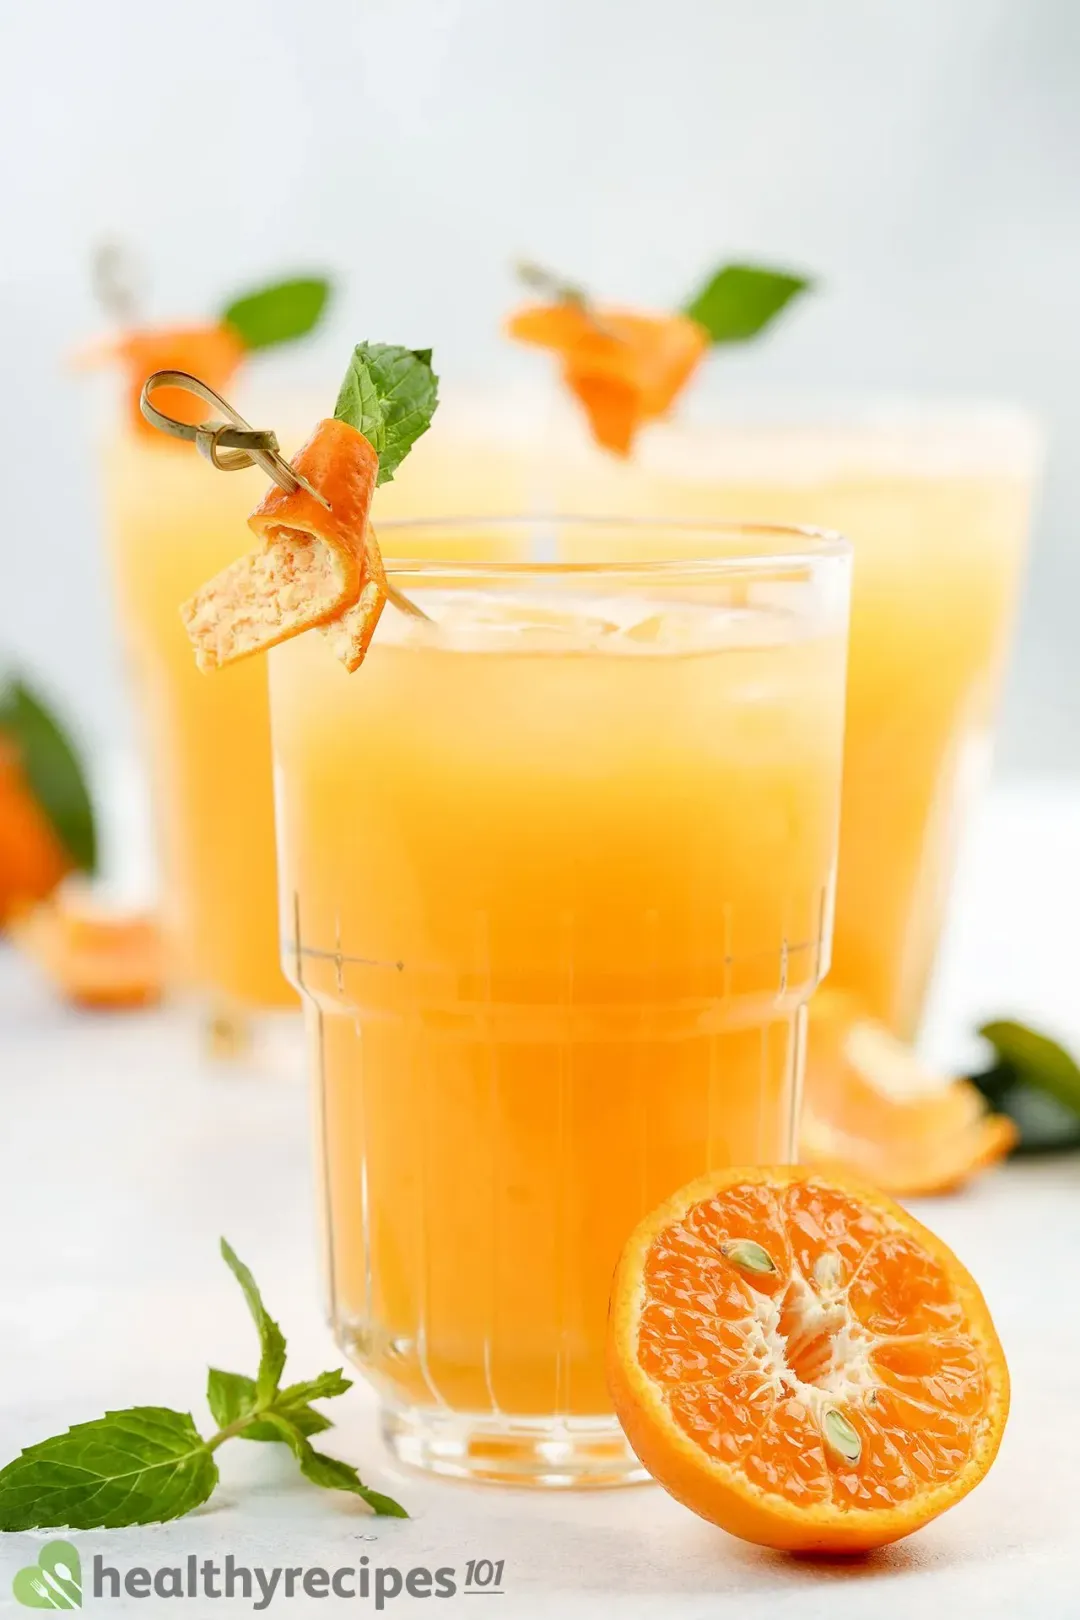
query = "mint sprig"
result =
(682, 263, 812, 344)
(0, 1241, 405, 1530)
(0, 678, 96, 874)
(221, 276, 331, 352)
(333, 343, 439, 485)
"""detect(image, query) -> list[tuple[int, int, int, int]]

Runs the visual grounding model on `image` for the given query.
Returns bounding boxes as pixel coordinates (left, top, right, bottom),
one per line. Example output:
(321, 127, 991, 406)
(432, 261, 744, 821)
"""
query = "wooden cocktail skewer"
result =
(139, 370, 429, 622)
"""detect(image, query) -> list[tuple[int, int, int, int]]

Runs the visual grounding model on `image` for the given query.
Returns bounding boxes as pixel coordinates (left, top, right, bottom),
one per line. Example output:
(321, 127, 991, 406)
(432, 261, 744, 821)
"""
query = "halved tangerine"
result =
(607, 1165, 1008, 1553)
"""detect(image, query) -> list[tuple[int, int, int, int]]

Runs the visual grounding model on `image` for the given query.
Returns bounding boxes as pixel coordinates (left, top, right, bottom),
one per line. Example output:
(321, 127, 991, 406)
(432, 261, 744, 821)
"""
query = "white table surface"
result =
(1, 781, 1078, 1617)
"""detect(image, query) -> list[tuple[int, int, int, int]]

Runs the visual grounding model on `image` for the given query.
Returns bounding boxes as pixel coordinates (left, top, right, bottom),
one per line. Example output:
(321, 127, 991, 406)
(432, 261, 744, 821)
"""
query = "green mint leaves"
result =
(0, 678, 96, 873)
(221, 276, 331, 352)
(333, 343, 439, 486)
(261, 1415, 407, 1518)
(205, 1369, 335, 1440)
(219, 1237, 286, 1404)
(0, 1409, 216, 1533)
(682, 263, 812, 345)
(0, 1241, 405, 1531)
(971, 1020, 1080, 1154)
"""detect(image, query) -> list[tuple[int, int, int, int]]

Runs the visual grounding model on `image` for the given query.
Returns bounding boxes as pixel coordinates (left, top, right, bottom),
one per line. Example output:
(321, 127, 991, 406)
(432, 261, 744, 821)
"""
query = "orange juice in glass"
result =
(270, 519, 850, 1485)
(105, 436, 291, 1019)
(547, 403, 1040, 1037)
(93, 278, 331, 1038)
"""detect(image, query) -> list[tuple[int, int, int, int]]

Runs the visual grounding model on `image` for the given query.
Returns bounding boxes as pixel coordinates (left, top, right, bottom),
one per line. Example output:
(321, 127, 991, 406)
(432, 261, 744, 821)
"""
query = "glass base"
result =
(381, 1404, 649, 1489)
(196, 998, 304, 1073)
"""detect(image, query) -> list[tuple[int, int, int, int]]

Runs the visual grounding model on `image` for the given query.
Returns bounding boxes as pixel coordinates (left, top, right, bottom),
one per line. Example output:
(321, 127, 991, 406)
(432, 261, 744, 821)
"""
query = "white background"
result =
(1, 0, 1078, 772)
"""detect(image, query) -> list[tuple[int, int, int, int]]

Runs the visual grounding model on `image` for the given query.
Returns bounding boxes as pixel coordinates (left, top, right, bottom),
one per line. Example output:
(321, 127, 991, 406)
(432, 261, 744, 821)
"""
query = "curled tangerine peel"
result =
(607, 1165, 1008, 1553)
(801, 991, 1016, 1195)
(181, 419, 383, 672)
(506, 303, 708, 456)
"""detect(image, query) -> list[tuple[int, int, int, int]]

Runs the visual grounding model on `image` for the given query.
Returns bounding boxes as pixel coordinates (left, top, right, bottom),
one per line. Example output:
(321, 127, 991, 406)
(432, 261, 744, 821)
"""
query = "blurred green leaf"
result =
(222, 276, 331, 352)
(0, 678, 96, 872)
(971, 1020, 1080, 1154)
(683, 263, 813, 344)
(979, 1020, 1080, 1117)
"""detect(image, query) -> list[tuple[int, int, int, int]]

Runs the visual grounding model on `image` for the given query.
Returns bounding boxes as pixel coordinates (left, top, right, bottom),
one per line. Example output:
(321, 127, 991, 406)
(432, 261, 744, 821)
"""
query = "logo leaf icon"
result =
(13, 1540, 82, 1608)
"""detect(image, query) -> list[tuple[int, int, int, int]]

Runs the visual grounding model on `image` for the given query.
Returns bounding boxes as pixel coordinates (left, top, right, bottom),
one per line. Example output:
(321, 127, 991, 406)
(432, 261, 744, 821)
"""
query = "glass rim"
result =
(375, 514, 851, 579)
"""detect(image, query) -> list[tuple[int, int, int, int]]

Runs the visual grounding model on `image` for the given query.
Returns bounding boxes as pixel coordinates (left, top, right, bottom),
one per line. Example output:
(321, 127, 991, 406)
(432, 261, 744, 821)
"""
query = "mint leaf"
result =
(220, 1239, 285, 1404)
(0, 678, 96, 872)
(0, 1408, 215, 1531)
(206, 1367, 258, 1430)
(262, 1415, 407, 1517)
(333, 343, 439, 485)
(276, 1369, 353, 1408)
(222, 276, 331, 352)
(207, 1368, 338, 1442)
(334, 354, 386, 458)
(245, 1409, 332, 1442)
(0, 1241, 404, 1530)
(683, 263, 812, 345)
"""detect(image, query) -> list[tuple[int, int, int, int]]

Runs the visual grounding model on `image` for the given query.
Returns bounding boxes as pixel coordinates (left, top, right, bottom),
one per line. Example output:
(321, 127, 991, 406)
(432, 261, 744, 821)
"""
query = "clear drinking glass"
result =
(544, 399, 1041, 1036)
(269, 519, 851, 1487)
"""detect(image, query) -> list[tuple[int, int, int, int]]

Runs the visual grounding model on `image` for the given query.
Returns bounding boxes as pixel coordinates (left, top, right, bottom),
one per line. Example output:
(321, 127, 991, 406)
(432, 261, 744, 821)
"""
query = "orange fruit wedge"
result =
(0, 739, 71, 925)
(181, 418, 384, 671)
(12, 885, 163, 1009)
(76, 322, 246, 438)
(506, 303, 708, 455)
(608, 1165, 1009, 1553)
(801, 991, 1016, 1195)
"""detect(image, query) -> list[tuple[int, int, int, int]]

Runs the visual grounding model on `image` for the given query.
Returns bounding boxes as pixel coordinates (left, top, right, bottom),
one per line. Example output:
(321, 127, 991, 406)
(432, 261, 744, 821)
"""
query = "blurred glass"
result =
(103, 422, 295, 1036)
(387, 392, 1041, 1038)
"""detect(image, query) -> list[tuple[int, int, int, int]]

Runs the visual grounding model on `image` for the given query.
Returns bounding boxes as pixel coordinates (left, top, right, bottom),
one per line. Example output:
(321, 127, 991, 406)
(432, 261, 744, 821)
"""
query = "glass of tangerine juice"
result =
(269, 518, 851, 1487)
(105, 421, 296, 1039)
(543, 398, 1040, 1038)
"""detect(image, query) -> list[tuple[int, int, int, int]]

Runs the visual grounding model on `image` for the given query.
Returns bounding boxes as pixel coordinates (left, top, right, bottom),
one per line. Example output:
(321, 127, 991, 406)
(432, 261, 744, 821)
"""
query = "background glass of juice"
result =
(105, 428, 296, 1040)
(270, 519, 851, 1487)
(546, 400, 1041, 1037)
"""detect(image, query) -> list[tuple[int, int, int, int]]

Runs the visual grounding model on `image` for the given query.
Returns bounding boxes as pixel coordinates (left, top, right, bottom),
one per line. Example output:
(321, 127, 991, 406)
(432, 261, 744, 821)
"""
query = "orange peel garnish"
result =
(76, 322, 246, 438)
(181, 418, 383, 671)
(800, 990, 1017, 1196)
(318, 559, 389, 672)
(506, 303, 708, 455)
